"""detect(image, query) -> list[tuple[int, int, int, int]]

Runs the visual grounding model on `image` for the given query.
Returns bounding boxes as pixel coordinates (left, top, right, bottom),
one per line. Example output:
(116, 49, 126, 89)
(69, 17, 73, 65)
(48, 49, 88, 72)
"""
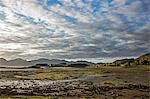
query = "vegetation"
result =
(15, 72, 74, 80)
(96, 53, 150, 67)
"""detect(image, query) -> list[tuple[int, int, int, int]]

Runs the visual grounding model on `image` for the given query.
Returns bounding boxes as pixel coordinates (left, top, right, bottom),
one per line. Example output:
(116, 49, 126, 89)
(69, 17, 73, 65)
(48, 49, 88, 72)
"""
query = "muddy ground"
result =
(0, 66, 149, 99)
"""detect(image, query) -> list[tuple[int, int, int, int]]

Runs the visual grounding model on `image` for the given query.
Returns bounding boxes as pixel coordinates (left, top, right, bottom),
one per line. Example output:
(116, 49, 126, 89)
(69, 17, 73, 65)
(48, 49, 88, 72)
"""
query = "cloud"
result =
(0, 0, 149, 62)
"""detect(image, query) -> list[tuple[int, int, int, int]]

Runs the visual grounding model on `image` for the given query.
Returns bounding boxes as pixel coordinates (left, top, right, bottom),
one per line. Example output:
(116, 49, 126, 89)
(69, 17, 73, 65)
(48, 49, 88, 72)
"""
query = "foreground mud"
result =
(0, 67, 149, 98)
(0, 79, 149, 99)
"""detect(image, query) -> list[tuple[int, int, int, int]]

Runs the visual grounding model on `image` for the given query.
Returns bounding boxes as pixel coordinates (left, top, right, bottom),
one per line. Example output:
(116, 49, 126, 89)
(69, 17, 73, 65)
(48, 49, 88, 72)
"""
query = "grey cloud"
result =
(0, 0, 149, 62)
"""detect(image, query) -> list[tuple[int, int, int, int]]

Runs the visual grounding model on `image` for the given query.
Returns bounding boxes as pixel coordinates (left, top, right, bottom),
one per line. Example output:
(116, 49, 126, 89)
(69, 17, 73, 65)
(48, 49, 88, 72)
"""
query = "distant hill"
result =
(95, 53, 150, 67)
(0, 58, 7, 66)
(133, 53, 150, 65)
(30, 58, 70, 66)
(0, 58, 94, 67)
(0, 58, 32, 66)
(8, 58, 32, 66)
(69, 61, 95, 66)
(112, 53, 150, 67)
(112, 59, 135, 66)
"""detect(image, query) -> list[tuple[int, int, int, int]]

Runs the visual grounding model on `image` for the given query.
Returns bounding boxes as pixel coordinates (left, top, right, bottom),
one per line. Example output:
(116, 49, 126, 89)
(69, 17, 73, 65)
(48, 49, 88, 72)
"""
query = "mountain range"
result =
(0, 58, 94, 66)
(1, 53, 149, 67)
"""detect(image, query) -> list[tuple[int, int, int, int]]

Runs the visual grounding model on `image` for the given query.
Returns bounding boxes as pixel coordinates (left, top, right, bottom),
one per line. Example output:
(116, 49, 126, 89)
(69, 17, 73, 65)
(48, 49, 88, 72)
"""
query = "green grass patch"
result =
(15, 71, 80, 80)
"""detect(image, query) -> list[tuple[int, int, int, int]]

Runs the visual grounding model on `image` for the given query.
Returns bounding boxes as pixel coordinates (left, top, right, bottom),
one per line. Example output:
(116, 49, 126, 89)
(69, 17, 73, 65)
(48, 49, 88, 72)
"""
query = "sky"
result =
(0, 0, 149, 62)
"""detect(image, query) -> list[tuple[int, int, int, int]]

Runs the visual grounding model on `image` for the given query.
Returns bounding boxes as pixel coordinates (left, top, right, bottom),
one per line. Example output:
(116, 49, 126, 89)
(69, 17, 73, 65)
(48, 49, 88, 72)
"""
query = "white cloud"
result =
(0, 0, 149, 62)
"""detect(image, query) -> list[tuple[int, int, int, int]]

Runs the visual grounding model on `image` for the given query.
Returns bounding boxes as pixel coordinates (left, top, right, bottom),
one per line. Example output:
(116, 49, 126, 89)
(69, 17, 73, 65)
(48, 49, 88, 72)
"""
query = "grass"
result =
(1, 65, 149, 81)
(15, 71, 80, 80)
(15, 72, 65, 80)
(13, 67, 101, 80)
(9, 66, 149, 81)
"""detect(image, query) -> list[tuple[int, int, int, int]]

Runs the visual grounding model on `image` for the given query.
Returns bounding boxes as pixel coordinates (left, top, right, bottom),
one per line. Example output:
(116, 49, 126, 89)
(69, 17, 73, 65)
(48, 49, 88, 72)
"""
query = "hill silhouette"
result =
(0, 58, 94, 66)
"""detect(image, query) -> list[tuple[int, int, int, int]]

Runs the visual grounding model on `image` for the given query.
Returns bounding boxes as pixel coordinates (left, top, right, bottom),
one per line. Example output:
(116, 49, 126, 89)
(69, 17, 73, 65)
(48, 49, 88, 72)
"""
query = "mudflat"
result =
(0, 66, 149, 99)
